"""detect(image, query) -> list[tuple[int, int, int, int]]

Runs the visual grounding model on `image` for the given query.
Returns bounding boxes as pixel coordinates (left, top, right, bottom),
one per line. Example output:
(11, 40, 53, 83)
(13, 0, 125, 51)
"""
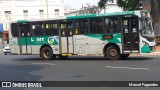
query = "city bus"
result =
(9, 10, 155, 60)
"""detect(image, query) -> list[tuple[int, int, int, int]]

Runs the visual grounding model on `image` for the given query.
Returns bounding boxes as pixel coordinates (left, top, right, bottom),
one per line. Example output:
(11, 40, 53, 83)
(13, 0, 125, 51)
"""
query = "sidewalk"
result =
(130, 51, 160, 56)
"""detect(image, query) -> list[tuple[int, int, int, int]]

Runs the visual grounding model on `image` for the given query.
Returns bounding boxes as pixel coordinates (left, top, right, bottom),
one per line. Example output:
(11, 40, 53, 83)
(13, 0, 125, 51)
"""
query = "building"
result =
(0, 0, 64, 48)
(65, 0, 122, 16)
(100, 0, 122, 13)
(64, 5, 77, 14)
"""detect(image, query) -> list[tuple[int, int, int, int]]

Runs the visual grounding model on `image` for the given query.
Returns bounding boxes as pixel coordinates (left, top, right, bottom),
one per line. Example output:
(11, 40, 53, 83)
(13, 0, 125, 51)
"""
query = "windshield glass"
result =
(141, 18, 154, 37)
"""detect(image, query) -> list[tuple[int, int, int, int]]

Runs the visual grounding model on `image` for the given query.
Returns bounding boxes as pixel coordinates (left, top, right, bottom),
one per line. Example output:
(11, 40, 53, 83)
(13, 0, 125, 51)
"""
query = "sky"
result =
(64, 0, 99, 10)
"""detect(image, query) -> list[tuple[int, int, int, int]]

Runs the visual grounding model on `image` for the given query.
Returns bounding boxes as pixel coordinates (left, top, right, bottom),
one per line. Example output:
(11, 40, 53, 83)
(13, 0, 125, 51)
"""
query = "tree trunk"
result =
(150, 0, 160, 36)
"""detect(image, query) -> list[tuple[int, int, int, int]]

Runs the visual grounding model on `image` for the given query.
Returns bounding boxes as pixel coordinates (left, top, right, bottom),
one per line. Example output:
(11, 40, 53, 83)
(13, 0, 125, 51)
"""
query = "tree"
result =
(79, 5, 100, 14)
(150, 0, 160, 36)
(98, 0, 142, 11)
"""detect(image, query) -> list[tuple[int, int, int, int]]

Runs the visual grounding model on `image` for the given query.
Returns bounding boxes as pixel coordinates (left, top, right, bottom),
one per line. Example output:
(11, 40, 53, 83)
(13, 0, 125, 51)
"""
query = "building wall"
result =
(0, 0, 64, 44)
(0, 0, 64, 22)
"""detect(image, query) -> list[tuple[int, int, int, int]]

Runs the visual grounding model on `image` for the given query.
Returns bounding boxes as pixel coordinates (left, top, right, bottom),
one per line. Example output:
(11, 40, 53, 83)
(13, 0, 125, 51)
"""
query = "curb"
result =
(130, 52, 160, 56)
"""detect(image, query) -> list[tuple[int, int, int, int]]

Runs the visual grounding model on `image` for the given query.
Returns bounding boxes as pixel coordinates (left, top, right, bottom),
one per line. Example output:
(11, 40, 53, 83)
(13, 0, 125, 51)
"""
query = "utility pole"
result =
(46, 0, 49, 18)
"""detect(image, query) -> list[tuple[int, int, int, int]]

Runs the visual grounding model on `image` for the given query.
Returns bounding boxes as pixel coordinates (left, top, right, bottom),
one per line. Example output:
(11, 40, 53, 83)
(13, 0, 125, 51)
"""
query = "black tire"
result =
(58, 55, 68, 59)
(4, 53, 7, 55)
(106, 46, 120, 60)
(121, 54, 130, 59)
(41, 46, 54, 60)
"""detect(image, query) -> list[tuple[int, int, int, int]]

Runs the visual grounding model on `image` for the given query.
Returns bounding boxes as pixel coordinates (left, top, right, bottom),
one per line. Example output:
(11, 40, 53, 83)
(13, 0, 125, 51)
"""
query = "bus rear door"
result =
(19, 24, 32, 54)
(122, 16, 139, 53)
(60, 21, 74, 54)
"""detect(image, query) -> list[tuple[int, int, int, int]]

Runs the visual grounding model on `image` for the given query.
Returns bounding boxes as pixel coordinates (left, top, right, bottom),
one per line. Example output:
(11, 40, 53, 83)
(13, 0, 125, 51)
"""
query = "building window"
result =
(55, 9, 59, 17)
(39, 10, 44, 18)
(5, 11, 11, 20)
(23, 10, 28, 20)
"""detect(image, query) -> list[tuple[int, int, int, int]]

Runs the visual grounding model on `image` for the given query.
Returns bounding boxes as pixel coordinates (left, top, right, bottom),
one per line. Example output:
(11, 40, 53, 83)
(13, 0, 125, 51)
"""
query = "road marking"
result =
(106, 66, 150, 70)
(32, 63, 55, 66)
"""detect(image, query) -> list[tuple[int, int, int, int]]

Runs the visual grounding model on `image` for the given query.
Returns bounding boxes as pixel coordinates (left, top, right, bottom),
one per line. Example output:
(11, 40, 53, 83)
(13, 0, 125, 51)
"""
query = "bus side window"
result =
(90, 18, 103, 34)
(75, 19, 88, 34)
(105, 17, 119, 33)
(45, 23, 58, 36)
(68, 23, 73, 36)
(32, 23, 44, 36)
(11, 23, 19, 37)
(75, 22, 79, 35)
(61, 24, 66, 36)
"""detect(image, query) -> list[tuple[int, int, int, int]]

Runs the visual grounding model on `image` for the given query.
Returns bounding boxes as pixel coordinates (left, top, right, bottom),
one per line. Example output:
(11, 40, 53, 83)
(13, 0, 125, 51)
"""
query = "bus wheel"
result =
(121, 54, 130, 59)
(106, 46, 120, 60)
(41, 46, 53, 60)
(58, 55, 68, 59)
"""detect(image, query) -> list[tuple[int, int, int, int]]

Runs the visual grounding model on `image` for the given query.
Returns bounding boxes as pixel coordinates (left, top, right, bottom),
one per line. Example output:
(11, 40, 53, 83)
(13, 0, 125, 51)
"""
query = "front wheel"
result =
(121, 54, 130, 59)
(41, 46, 54, 60)
(106, 46, 120, 60)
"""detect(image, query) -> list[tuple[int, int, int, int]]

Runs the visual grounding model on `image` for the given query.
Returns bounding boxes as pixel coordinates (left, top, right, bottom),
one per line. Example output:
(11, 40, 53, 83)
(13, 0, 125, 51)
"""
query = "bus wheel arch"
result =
(103, 43, 120, 60)
(40, 45, 55, 60)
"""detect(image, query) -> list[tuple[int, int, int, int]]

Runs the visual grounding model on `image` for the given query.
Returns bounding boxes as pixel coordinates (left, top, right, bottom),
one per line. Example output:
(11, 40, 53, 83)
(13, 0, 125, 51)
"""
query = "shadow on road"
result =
(12, 55, 153, 61)
(0, 63, 43, 90)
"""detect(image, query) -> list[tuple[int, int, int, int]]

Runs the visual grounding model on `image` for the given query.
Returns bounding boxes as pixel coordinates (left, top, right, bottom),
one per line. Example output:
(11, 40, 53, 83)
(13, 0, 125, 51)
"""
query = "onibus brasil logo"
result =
(48, 37, 55, 44)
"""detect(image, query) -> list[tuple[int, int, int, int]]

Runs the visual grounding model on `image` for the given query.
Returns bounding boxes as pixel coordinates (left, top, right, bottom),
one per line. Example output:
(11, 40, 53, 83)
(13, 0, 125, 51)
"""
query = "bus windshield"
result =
(141, 18, 154, 37)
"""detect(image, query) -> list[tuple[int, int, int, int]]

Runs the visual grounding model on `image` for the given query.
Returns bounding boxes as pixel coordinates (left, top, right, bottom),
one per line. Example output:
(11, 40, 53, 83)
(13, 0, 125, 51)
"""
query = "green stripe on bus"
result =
(85, 33, 121, 43)
(18, 36, 59, 46)
(141, 45, 151, 53)
(17, 20, 29, 23)
(67, 11, 135, 19)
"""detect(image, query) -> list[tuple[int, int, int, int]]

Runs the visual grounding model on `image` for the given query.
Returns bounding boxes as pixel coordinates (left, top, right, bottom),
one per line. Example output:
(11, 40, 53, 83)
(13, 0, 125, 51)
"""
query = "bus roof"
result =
(67, 11, 135, 19)
(16, 17, 66, 23)
(15, 10, 149, 23)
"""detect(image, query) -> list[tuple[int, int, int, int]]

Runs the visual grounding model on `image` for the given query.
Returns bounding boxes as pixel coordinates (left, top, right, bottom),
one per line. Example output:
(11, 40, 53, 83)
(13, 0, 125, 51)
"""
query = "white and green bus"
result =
(9, 10, 155, 60)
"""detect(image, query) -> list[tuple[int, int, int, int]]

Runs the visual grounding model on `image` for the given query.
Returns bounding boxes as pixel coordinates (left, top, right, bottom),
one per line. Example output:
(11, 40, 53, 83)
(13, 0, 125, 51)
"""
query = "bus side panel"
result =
(31, 36, 60, 54)
(10, 38, 20, 54)
(68, 37, 73, 53)
(73, 35, 84, 54)
(73, 34, 122, 55)
(73, 35, 104, 55)
(31, 46, 41, 54)
(61, 37, 68, 53)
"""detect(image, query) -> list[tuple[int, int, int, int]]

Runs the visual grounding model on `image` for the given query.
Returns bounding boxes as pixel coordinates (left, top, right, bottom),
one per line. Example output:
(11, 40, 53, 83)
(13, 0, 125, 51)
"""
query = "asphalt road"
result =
(0, 54, 160, 90)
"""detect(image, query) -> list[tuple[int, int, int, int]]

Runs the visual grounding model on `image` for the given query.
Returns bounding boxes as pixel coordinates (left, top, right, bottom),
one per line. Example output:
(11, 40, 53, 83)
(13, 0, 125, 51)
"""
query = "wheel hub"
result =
(110, 49, 117, 56)
(44, 50, 50, 56)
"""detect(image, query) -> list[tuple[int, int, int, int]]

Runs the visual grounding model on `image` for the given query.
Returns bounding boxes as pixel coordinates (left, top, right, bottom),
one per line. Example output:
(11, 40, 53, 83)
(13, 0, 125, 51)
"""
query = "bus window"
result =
(11, 23, 19, 37)
(104, 17, 119, 33)
(68, 23, 73, 36)
(75, 19, 88, 34)
(32, 23, 45, 36)
(45, 23, 58, 36)
(90, 18, 103, 34)
(60, 24, 66, 36)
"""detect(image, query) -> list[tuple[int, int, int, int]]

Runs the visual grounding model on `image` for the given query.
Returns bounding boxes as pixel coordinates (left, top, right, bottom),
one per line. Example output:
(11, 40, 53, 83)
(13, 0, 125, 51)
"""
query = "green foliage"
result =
(98, 0, 142, 11)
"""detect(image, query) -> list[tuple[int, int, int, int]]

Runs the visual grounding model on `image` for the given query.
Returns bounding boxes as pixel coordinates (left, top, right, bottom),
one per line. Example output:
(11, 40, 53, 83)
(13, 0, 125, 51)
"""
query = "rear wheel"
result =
(41, 46, 55, 60)
(106, 46, 120, 60)
(121, 54, 130, 59)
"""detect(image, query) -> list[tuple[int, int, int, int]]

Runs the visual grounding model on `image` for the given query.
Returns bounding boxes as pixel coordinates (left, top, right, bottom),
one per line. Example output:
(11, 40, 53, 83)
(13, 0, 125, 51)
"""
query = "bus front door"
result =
(60, 22, 73, 54)
(19, 24, 32, 54)
(122, 17, 139, 53)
